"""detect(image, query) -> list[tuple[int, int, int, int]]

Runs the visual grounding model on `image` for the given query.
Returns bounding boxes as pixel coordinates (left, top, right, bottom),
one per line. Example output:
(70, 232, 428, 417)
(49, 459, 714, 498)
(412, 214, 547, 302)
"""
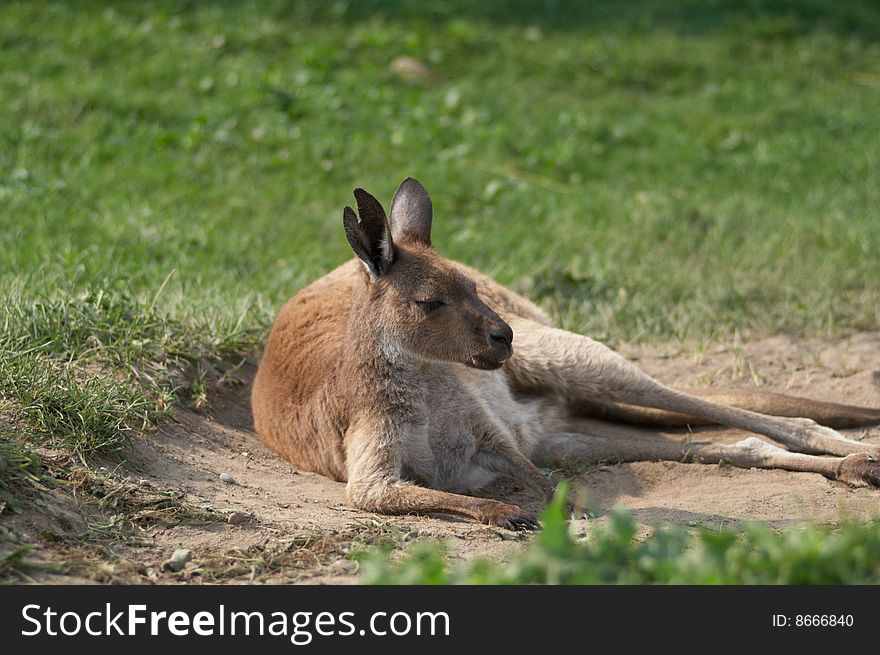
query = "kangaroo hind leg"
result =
(570, 388, 880, 430)
(531, 432, 880, 488)
(505, 317, 878, 458)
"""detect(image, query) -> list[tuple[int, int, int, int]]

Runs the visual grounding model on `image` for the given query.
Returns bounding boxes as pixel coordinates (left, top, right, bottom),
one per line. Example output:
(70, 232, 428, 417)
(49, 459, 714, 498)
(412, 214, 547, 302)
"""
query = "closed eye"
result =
(415, 300, 445, 313)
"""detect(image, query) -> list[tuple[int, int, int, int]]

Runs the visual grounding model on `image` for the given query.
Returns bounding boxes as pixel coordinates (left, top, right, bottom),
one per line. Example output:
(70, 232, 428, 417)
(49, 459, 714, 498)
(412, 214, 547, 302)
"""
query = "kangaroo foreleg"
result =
(473, 435, 557, 501)
(345, 426, 539, 530)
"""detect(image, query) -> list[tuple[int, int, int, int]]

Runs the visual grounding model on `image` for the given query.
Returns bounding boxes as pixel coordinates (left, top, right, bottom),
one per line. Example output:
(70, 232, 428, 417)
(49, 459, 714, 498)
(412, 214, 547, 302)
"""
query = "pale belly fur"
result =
(398, 364, 563, 493)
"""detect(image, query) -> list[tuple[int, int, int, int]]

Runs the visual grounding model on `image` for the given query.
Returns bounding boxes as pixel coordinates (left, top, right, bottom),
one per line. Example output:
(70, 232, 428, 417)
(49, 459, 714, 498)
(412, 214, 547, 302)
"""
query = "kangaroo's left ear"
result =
(390, 177, 433, 246)
(343, 188, 394, 278)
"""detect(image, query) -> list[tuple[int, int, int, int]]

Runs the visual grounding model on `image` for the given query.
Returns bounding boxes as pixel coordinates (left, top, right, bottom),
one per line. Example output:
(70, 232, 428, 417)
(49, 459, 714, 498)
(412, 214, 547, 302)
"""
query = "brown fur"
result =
(252, 178, 880, 530)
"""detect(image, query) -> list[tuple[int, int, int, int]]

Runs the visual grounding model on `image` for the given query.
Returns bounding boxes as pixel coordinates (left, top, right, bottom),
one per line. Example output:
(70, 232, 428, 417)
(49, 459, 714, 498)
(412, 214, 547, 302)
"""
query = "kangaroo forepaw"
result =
(483, 502, 540, 531)
(836, 453, 880, 488)
(501, 513, 541, 531)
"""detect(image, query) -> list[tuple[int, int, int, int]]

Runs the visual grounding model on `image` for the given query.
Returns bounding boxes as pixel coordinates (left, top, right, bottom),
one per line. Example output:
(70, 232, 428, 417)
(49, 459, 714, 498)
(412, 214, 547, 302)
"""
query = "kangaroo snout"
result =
(488, 323, 513, 353)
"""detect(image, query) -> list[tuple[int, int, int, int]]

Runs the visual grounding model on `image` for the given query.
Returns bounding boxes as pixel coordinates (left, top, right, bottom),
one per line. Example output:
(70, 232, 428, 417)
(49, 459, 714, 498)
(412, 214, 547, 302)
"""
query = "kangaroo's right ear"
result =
(390, 177, 433, 246)
(343, 188, 394, 278)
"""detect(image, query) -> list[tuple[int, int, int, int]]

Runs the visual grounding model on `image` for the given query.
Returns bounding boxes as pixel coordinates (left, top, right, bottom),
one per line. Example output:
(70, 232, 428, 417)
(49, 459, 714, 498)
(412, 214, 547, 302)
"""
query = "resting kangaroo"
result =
(252, 178, 880, 530)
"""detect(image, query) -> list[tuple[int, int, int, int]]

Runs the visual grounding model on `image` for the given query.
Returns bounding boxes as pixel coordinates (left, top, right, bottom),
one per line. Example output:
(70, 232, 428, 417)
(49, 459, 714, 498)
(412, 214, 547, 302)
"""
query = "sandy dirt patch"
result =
(5, 332, 879, 584)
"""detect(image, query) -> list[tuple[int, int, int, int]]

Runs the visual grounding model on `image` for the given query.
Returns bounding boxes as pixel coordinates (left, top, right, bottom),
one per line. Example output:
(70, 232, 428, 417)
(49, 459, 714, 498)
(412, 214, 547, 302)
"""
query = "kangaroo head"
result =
(343, 178, 513, 370)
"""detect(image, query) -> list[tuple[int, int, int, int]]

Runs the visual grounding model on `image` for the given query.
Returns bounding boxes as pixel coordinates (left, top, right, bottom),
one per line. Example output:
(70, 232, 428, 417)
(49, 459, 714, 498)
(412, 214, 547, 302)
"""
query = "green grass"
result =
(0, 437, 50, 514)
(1, 1, 879, 579)
(362, 484, 880, 584)
(3, 1, 878, 453)
(2, 0, 878, 348)
(0, 279, 260, 457)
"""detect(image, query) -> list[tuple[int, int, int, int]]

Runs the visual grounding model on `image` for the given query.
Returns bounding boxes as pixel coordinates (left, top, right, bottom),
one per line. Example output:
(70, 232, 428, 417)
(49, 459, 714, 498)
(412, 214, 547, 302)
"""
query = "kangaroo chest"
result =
(397, 365, 543, 493)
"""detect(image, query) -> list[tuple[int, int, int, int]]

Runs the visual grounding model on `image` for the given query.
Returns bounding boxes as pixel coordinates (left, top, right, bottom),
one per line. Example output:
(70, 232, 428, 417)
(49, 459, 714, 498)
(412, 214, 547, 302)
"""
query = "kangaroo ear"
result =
(390, 177, 433, 246)
(343, 188, 394, 278)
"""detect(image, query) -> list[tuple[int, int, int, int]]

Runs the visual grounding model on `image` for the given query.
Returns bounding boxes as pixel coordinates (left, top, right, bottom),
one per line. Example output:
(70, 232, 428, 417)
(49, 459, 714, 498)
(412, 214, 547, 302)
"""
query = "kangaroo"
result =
(252, 178, 880, 530)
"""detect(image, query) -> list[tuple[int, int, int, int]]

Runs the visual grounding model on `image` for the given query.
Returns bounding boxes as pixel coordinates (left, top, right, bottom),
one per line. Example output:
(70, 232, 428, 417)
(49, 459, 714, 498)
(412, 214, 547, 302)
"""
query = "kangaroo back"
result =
(251, 262, 359, 480)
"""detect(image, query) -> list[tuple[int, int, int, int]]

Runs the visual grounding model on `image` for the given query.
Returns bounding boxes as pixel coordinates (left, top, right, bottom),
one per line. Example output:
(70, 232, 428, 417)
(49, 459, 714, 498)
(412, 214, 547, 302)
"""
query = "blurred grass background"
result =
(2, 0, 878, 347)
(2, 0, 880, 583)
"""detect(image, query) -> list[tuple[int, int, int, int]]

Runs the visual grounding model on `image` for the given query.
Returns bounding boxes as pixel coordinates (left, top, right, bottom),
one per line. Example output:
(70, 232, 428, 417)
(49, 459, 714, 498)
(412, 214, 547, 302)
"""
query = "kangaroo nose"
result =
(488, 325, 513, 350)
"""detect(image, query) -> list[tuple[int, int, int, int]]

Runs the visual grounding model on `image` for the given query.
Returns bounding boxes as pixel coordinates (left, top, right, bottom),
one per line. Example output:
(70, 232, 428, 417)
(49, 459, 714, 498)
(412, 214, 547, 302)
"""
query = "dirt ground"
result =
(5, 332, 880, 584)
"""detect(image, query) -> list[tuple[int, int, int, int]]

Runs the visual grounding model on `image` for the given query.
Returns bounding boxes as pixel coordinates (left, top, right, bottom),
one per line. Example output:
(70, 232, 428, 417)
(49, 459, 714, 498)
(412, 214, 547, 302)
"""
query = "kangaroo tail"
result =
(570, 387, 880, 429)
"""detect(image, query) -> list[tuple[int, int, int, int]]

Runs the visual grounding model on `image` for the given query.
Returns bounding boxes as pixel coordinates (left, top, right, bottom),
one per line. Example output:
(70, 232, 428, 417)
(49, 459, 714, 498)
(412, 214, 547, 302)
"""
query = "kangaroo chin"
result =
(468, 354, 508, 370)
